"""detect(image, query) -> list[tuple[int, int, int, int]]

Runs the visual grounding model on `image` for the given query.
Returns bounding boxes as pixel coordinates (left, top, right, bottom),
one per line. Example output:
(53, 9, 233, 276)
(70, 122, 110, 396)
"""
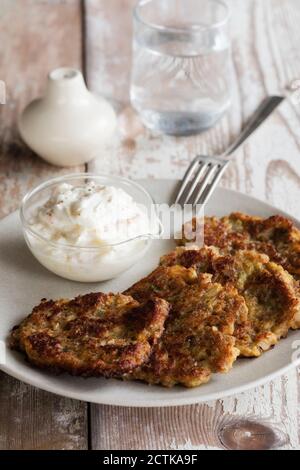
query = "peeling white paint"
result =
(170, 438, 222, 451)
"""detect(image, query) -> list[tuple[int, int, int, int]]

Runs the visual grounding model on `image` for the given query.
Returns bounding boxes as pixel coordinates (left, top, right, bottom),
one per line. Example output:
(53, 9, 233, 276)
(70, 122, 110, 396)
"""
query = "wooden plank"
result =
(85, 0, 300, 449)
(0, 373, 87, 450)
(0, 0, 84, 218)
(0, 0, 88, 450)
(90, 370, 298, 450)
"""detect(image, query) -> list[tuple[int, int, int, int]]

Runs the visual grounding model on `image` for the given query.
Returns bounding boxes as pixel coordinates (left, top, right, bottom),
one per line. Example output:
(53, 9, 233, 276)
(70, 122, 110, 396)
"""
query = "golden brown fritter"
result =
(10, 292, 170, 377)
(178, 212, 300, 279)
(161, 247, 300, 356)
(124, 266, 246, 387)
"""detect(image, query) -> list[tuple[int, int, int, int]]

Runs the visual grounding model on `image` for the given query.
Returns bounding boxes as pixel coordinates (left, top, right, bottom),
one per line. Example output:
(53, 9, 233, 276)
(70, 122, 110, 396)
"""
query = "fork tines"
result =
(175, 155, 230, 207)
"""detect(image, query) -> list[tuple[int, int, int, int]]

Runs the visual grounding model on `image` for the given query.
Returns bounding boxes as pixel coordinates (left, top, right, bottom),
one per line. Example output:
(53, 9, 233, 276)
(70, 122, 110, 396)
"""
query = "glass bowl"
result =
(20, 173, 161, 282)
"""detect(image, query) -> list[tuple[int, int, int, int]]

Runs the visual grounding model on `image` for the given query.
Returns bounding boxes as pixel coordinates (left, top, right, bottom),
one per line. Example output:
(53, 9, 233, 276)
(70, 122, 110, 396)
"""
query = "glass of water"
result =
(130, 0, 232, 135)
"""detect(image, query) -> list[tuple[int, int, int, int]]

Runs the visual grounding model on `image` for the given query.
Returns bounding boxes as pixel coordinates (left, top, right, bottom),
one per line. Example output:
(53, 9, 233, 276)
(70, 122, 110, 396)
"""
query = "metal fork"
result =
(175, 96, 284, 206)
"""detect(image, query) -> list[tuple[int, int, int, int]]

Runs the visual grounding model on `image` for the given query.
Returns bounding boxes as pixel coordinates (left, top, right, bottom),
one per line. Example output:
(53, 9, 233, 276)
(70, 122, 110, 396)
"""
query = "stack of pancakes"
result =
(10, 213, 300, 388)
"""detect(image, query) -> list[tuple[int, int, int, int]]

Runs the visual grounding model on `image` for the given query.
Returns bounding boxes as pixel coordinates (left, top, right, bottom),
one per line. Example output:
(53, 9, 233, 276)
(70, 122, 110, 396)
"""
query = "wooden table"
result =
(0, 0, 300, 450)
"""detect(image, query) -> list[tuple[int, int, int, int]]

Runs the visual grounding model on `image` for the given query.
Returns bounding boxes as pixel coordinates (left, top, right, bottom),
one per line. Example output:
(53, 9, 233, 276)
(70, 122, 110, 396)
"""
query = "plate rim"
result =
(1, 353, 300, 407)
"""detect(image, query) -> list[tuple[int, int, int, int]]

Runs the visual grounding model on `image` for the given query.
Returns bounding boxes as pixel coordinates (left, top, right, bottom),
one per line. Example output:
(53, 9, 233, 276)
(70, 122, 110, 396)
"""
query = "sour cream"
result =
(29, 182, 151, 247)
(25, 181, 153, 282)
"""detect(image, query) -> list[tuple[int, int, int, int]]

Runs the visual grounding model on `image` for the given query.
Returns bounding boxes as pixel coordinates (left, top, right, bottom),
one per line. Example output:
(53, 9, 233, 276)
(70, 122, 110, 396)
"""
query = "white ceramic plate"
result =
(1, 179, 300, 407)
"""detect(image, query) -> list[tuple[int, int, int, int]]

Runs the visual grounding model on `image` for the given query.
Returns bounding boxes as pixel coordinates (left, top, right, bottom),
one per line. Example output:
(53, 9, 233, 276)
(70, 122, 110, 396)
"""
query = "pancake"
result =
(161, 247, 300, 356)
(125, 265, 247, 387)
(178, 212, 300, 279)
(10, 292, 170, 377)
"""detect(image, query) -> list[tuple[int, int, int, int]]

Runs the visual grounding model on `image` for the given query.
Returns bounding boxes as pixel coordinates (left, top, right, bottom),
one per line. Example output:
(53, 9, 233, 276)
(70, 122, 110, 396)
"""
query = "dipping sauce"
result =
(29, 182, 150, 246)
(24, 181, 153, 282)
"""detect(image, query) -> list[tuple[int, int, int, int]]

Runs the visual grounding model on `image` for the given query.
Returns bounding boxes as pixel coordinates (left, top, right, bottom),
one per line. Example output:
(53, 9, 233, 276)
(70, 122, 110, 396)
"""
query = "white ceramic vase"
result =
(18, 67, 117, 167)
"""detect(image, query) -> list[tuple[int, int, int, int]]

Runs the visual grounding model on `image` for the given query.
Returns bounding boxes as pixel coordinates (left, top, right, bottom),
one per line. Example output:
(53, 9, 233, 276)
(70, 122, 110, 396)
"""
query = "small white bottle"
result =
(18, 67, 117, 167)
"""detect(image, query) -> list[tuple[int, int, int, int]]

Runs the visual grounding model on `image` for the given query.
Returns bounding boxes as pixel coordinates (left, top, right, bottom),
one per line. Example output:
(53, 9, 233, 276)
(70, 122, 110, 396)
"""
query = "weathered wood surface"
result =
(0, 0, 88, 450)
(0, 0, 84, 219)
(85, 0, 300, 450)
(90, 369, 299, 450)
(1, 0, 300, 450)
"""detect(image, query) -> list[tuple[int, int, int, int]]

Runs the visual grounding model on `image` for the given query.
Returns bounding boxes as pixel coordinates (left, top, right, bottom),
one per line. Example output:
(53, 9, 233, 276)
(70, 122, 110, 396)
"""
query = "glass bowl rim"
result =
(133, 0, 230, 34)
(20, 172, 161, 251)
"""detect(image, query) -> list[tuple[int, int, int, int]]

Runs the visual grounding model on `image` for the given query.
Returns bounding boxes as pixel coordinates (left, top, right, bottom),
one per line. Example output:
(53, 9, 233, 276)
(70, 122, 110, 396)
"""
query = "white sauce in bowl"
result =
(29, 182, 150, 246)
(24, 182, 153, 282)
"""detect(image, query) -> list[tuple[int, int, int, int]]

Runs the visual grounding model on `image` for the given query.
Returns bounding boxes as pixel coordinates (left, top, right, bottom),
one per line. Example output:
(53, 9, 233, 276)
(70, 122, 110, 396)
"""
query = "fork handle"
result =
(223, 96, 284, 157)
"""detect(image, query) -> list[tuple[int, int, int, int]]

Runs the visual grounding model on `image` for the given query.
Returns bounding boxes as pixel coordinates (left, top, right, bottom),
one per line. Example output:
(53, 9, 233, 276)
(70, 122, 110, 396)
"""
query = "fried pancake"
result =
(10, 292, 170, 377)
(161, 247, 300, 356)
(178, 212, 300, 279)
(124, 266, 247, 387)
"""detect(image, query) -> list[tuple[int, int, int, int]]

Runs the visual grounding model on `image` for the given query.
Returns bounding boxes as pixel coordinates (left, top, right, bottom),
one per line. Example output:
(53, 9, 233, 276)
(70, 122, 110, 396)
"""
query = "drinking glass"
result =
(130, 0, 232, 135)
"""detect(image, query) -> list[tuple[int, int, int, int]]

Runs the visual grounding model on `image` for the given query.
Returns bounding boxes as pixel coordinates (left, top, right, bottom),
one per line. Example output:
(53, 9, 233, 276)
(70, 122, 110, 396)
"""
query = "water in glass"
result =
(131, 27, 232, 135)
